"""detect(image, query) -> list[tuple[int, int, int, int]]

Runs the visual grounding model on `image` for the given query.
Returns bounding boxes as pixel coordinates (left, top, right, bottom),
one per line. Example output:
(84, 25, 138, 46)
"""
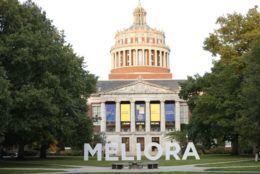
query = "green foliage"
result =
(166, 130, 188, 149)
(0, 65, 11, 143)
(240, 37, 260, 146)
(204, 6, 260, 60)
(0, 0, 97, 158)
(180, 7, 260, 154)
(179, 75, 207, 112)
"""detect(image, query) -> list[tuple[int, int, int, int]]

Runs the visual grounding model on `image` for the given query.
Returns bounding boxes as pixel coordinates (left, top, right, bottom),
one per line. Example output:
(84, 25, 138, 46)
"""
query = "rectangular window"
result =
(122, 137, 130, 151)
(106, 103, 115, 122)
(121, 104, 130, 122)
(135, 103, 145, 121)
(165, 103, 175, 122)
(92, 104, 101, 125)
(150, 103, 160, 121)
(137, 137, 145, 151)
(136, 102, 145, 132)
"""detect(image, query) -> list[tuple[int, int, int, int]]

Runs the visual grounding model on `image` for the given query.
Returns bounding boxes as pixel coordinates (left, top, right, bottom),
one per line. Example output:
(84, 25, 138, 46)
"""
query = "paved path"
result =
(36, 164, 260, 174)
(2, 160, 260, 174)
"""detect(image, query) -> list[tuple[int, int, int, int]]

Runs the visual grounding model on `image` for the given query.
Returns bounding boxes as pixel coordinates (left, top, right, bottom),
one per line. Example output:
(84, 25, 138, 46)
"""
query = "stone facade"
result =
(88, 80, 189, 155)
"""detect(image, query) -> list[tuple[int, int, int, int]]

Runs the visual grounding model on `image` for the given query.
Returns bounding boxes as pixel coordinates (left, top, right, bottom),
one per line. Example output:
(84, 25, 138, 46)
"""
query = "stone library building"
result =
(88, 2, 189, 156)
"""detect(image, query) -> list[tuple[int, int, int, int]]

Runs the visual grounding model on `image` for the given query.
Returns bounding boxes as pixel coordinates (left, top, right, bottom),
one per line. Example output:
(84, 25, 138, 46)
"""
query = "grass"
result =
(0, 160, 72, 168)
(0, 172, 254, 174)
(0, 169, 65, 174)
(77, 172, 252, 174)
(0, 154, 259, 174)
(1, 154, 251, 167)
(198, 160, 260, 167)
(206, 167, 260, 171)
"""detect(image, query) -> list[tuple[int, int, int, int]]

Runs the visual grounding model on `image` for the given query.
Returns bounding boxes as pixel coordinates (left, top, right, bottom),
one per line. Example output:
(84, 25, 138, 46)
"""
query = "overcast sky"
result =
(20, 0, 260, 80)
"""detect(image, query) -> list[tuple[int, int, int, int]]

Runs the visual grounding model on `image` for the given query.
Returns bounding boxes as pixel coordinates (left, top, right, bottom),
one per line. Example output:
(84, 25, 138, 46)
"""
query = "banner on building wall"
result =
(150, 103, 160, 121)
(121, 104, 130, 122)
(106, 103, 115, 122)
(135, 103, 145, 121)
(165, 103, 175, 122)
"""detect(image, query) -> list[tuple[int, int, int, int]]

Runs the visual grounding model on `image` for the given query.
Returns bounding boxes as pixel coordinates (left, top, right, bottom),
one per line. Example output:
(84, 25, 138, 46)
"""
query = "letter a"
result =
(182, 142, 200, 160)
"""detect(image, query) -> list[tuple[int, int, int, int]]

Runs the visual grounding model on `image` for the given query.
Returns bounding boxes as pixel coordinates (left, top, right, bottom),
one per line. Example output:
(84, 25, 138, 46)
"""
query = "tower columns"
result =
(108, 2, 172, 80)
(129, 49, 132, 66)
(149, 49, 152, 66)
(122, 50, 125, 67)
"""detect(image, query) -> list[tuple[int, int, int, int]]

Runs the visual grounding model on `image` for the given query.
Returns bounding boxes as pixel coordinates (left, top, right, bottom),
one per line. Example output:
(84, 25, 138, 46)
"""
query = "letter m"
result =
(84, 143, 102, 161)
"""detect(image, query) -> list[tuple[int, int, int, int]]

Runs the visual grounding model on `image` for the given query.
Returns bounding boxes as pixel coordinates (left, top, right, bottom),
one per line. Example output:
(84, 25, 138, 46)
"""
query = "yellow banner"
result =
(150, 104, 160, 121)
(121, 104, 130, 122)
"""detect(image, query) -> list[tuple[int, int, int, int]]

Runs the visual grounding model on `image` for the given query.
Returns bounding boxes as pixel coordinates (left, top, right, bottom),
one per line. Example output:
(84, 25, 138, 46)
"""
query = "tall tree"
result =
(240, 37, 260, 150)
(0, 65, 11, 146)
(204, 6, 260, 61)
(180, 6, 260, 154)
(0, 0, 97, 159)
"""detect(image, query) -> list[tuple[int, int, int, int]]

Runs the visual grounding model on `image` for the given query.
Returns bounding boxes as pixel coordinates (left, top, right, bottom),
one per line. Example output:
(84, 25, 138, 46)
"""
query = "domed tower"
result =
(109, 2, 172, 80)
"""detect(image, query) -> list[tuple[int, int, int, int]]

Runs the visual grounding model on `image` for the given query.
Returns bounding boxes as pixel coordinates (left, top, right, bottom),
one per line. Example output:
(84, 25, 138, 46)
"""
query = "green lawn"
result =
(1, 154, 252, 167)
(0, 154, 259, 174)
(0, 169, 65, 174)
(0, 160, 72, 168)
(198, 160, 260, 167)
(207, 167, 260, 171)
(77, 172, 253, 174)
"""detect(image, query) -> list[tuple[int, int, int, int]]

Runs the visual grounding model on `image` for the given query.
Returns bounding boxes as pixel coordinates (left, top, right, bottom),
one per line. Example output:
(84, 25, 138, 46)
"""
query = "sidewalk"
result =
(1, 160, 259, 174)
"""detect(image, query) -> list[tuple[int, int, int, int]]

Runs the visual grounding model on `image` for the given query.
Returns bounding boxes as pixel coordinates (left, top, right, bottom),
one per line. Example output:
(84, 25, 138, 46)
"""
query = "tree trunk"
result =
(254, 144, 259, 162)
(18, 142, 24, 160)
(231, 134, 239, 155)
(40, 144, 48, 159)
(0, 146, 3, 159)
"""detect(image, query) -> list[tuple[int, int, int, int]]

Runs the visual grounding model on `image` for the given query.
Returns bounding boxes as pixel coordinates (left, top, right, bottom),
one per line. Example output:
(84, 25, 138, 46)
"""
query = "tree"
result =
(180, 6, 260, 155)
(0, 65, 11, 156)
(0, 0, 97, 159)
(204, 6, 260, 61)
(240, 37, 260, 151)
(166, 130, 188, 151)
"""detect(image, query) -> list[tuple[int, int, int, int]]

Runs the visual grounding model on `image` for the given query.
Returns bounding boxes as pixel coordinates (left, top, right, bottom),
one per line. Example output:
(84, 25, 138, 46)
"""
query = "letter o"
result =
(144, 143, 163, 160)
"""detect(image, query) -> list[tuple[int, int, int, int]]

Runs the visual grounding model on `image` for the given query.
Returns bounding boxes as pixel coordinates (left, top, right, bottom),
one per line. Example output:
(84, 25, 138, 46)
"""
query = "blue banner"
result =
(165, 103, 175, 122)
(106, 103, 115, 122)
(135, 103, 145, 121)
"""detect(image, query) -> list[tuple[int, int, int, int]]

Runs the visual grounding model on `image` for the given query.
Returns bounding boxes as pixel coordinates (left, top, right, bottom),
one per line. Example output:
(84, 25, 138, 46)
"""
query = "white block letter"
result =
(121, 144, 134, 161)
(84, 143, 102, 161)
(144, 143, 163, 161)
(165, 142, 181, 160)
(105, 143, 119, 161)
(136, 143, 141, 161)
(182, 142, 200, 160)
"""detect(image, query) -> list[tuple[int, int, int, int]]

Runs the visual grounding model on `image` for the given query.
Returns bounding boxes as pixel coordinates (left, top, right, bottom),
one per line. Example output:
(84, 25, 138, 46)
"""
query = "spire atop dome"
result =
(138, 0, 141, 7)
(132, 0, 147, 27)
